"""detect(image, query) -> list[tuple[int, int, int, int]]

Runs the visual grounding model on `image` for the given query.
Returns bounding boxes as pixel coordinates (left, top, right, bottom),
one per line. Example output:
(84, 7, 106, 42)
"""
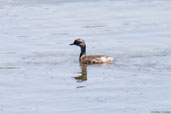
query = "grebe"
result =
(70, 38, 114, 64)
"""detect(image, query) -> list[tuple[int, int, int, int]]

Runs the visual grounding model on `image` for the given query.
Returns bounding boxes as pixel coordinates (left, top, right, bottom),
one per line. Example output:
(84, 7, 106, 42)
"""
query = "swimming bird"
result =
(70, 38, 114, 64)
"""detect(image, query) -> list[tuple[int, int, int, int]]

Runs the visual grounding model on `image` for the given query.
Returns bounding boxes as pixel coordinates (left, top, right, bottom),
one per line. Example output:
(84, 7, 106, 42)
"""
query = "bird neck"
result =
(80, 45, 86, 58)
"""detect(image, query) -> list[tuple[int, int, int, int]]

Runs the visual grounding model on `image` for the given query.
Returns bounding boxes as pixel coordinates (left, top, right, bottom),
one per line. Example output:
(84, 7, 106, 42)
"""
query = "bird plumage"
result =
(70, 38, 114, 64)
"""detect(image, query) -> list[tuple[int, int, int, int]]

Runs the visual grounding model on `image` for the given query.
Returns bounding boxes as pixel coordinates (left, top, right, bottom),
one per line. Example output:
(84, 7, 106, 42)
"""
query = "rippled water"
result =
(0, 0, 171, 114)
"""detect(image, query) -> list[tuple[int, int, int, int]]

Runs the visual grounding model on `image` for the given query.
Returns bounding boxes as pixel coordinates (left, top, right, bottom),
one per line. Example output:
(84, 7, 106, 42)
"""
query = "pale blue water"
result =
(0, 0, 171, 114)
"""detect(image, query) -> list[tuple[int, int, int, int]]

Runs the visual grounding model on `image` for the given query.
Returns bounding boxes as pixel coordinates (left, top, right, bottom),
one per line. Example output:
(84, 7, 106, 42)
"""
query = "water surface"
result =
(0, 0, 171, 114)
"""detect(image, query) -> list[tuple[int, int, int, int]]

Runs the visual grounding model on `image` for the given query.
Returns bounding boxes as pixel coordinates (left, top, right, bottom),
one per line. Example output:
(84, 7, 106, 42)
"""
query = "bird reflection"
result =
(74, 63, 87, 82)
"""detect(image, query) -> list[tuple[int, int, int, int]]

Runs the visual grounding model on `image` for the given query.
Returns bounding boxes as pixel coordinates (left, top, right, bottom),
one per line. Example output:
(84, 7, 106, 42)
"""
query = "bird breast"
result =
(80, 55, 114, 64)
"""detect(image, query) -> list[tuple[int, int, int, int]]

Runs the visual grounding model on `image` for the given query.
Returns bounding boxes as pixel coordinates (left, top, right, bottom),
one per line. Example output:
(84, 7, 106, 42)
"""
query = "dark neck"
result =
(80, 45, 86, 58)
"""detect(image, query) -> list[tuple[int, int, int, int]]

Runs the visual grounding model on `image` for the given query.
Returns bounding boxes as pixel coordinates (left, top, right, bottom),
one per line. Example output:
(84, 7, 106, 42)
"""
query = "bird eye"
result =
(77, 41, 81, 44)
